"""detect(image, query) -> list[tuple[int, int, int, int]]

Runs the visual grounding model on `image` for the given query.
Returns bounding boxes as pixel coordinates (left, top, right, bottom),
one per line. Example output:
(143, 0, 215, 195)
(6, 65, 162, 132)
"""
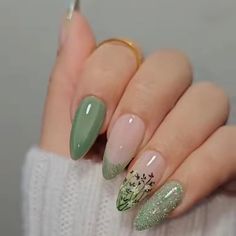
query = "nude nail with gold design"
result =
(116, 151, 166, 211)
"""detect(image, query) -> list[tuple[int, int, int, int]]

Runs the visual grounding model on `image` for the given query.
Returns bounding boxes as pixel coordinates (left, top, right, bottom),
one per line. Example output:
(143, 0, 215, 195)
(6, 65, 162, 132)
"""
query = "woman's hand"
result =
(40, 10, 236, 231)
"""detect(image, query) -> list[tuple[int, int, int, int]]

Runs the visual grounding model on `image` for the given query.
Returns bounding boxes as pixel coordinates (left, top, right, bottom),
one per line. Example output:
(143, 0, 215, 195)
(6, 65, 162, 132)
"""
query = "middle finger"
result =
(103, 50, 192, 179)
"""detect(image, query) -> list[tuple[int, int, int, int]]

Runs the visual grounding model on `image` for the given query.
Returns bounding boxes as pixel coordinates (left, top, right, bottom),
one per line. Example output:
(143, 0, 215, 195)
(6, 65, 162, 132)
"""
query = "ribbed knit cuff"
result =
(22, 147, 236, 236)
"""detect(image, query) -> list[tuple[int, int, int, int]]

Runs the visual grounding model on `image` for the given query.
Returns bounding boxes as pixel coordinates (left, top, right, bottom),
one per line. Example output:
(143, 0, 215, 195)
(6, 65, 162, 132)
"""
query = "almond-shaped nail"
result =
(70, 96, 106, 160)
(59, 0, 80, 48)
(102, 114, 145, 180)
(134, 181, 184, 231)
(116, 151, 166, 211)
(67, 0, 80, 20)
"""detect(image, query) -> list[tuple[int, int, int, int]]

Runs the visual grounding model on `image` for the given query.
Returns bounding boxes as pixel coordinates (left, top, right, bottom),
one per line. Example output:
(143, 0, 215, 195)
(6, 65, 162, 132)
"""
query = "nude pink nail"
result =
(102, 114, 145, 179)
(117, 151, 166, 211)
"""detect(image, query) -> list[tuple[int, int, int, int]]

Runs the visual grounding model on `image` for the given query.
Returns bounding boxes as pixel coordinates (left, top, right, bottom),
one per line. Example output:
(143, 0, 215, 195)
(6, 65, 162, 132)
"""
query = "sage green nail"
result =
(70, 96, 106, 160)
(134, 181, 184, 231)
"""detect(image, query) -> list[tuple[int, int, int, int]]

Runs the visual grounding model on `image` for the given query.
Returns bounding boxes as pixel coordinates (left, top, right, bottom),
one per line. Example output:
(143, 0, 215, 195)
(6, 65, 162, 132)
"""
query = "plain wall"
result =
(0, 0, 235, 235)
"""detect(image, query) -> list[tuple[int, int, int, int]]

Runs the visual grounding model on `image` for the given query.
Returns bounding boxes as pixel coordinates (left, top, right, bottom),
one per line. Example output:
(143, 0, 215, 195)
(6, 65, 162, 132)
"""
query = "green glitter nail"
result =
(102, 154, 128, 180)
(134, 181, 184, 231)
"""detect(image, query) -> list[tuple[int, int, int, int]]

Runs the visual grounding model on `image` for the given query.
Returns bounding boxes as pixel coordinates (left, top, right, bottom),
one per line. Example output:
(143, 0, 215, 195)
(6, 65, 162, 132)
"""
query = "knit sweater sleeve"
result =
(22, 147, 236, 236)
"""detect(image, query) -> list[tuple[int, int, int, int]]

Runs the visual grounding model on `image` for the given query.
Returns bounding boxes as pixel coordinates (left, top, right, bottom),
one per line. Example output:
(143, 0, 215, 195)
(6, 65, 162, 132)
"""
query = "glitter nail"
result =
(134, 181, 184, 231)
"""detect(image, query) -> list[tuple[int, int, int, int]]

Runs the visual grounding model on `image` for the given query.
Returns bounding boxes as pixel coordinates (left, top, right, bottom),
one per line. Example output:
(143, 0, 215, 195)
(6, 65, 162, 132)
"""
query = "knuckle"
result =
(206, 126, 235, 160)
(146, 49, 193, 84)
(148, 49, 192, 68)
(212, 126, 236, 146)
(95, 43, 137, 69)
(83, 56, 117, 80)
(91, 65, 115, 80)
(196, 81, 225, 97)
(205, 126, 236, 178)
(194, 81, 229, 112)
(175, 130, 202, 152)
(84, 47, 134, 80)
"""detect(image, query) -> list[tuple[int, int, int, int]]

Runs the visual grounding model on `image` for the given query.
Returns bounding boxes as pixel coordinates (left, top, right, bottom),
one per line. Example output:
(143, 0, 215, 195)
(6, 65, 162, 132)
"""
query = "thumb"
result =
(57, 9, 96, 85)
(40, 9, 95, 157)
(59, 0, 81, 48)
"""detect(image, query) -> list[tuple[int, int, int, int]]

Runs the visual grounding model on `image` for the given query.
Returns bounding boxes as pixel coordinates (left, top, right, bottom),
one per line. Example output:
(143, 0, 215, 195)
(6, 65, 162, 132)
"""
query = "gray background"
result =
(0, 0, 236, 235)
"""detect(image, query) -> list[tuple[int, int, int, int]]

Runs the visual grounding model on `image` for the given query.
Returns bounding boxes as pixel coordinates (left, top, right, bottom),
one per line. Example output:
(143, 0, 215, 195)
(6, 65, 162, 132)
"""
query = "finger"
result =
(70, 41, 138, 160)
(117, 82, 229, 211)
(134, 126, 236, 230)
(103, 50, 192, 179)
(40, 11, 95, 157)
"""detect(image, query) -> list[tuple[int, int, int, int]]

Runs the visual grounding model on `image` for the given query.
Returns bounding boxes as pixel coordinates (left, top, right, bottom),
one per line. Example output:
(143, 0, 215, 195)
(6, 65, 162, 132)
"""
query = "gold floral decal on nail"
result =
(116, 170, 155, 211)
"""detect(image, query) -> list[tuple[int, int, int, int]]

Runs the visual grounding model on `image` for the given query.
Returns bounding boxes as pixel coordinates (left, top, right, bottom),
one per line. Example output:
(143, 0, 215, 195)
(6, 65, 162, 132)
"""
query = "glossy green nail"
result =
(70, 96, 106, 160)
(134, 181, 184, 231)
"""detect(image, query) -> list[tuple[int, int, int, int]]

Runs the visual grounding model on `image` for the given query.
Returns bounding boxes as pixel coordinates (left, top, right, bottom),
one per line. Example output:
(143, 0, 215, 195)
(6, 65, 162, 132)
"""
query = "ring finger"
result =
(116, 82, 229, 211)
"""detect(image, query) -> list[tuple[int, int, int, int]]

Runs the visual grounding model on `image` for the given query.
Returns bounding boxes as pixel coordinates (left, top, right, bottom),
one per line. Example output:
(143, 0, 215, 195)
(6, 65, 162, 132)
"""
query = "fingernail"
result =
(116, 151, 166, 211)
(70, 96, 106, 160)
(66, 0, 80, 20)
(59, 0, 80, 47)
(134, 181, 184, 231)
(102, 114, 145, 180)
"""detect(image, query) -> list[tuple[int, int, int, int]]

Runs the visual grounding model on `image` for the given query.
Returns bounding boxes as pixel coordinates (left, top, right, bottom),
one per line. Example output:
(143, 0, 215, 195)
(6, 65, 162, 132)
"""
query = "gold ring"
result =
(97, 38, 143, 68)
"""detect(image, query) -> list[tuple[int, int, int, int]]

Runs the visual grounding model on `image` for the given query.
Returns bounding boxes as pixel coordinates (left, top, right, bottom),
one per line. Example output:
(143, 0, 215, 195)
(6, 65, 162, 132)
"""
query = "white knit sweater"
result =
(22, 147, 236, 236)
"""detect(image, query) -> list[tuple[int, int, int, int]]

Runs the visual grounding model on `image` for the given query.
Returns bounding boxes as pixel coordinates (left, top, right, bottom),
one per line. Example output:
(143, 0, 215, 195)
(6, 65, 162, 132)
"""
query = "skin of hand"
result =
(39, 10, 236, 231)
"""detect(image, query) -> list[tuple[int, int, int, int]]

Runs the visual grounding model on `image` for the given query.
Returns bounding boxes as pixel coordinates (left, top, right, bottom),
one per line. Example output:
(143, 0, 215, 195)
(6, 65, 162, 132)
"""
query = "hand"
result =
(40, 10, 236, 231)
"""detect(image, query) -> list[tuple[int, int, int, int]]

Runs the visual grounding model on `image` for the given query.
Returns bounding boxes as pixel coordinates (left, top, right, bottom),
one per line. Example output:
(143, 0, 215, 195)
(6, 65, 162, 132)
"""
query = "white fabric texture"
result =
(22, 147, 236, 236)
